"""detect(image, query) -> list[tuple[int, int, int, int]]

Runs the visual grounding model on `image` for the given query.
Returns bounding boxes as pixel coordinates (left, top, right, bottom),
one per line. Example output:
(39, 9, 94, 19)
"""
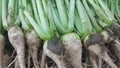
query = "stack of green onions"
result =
(0, 0, 120, 68)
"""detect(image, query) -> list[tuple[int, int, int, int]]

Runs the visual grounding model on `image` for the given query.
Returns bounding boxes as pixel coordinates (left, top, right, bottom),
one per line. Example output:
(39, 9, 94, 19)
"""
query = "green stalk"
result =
(2, 0, 8, 30)
(0, 0, 2, 33)
(107, 0, 111, 8)
(46, 0, 56, 31)
(24, 10, 44, 38)
(22, 0, 33, 27)
(50, 0, 67, 34)
(62, 0, 75, 32)
(82, 0, 102, 32)
(7, 0, 15, 28)
(31, 0, 41, 26)
(22, 0, 27, 9)
(26, 3, 33, 27)
(94, 0, 99, 6)
(24, 0, 55, 40)
(67, 0, 75, 32)
(98, 0, 116, 23)
(75, 11, 83, 37)
(19, 0, 30, 31)
(55, 0, 68, 29)
(49, 0, 75, 34)
(42, 0, 53, 30)
(110, 0, 115, 13)
(24, 10, 54, 40)
(64, 0, 69, 13)
(19, 9, 30, 31)
(88, 0, 111, 25)
(26, 1, 32, 14)
(42, 0, 48, 16)
(98, 20, 108, 28)
(14, 14, 20, 26)
(65, 0, 69, 8)
(107, 0, 111, 9)
(36, 0, 49, 33)
(76, 0, 93, 38)
(51, 6, 67, 34)
(115, 0, 120, 23)
(14, 0, 20, 26)
(104, 0, 120, 23)
(14, 0, 18, 19)
(51, 0, 75, 34)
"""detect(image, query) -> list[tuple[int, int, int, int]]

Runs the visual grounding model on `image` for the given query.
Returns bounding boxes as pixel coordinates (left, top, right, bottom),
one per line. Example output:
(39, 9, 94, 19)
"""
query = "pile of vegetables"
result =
(1, 0, 120, 68)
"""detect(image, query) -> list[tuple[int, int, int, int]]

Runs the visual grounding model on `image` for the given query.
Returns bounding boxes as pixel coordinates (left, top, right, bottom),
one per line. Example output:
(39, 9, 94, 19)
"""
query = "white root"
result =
(88, 44, 118, 68)
(61, 33, 83, 68)
(89, 51, 98, 68)
(7, 56, 17, 68)
(98, 56, 102, 68)
(8, 26, 26, 68)
(110, 39, 120, 61)
(43, 40, 66, 68)
(14, 58, 20, 68)
(25, 29, 41, 68)
(40, 51, 46, 68)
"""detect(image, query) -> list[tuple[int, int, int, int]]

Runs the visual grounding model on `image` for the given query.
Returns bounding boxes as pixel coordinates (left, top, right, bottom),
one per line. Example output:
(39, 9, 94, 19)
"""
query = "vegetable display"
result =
(1, 0, 120, 68)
